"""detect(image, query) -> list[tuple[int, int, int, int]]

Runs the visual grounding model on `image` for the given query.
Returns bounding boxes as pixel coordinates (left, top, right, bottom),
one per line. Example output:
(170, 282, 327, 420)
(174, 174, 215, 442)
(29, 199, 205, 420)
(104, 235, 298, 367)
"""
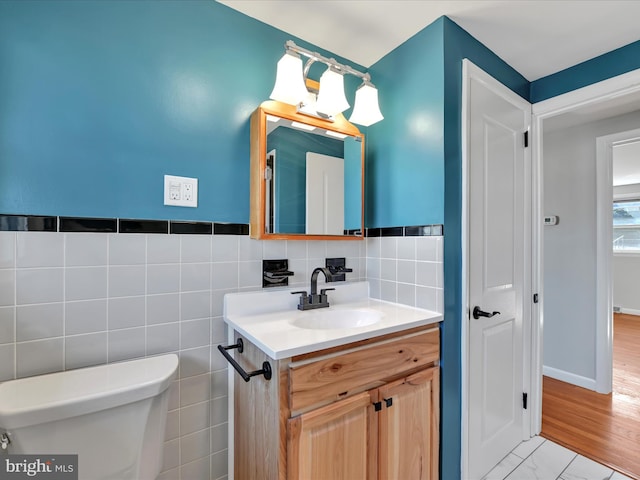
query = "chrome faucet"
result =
(292, 265, 352, 310)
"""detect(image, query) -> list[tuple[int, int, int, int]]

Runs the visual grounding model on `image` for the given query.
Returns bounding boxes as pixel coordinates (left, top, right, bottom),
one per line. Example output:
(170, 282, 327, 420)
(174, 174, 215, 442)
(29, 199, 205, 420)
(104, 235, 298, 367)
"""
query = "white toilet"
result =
(0, 354, 178, 480)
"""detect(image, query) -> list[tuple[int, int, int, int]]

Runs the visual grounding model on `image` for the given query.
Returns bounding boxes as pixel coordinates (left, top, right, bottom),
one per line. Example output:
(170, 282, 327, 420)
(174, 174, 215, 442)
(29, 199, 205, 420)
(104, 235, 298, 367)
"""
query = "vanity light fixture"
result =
(270, 40, 384, 126)
(269, 51, 309, 106)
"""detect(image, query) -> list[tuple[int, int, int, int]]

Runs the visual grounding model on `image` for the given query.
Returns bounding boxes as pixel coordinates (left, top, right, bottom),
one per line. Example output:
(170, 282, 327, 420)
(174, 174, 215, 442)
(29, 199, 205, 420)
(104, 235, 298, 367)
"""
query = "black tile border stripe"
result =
(0, 215, 57, 232)
(170, 221, 213, 235)
(213, 222, 249, 235)
(119, 219, 169, 234)
(0, 214, 442, 238)
(59, 217, 117, 233)
(366, 224, 444, 237)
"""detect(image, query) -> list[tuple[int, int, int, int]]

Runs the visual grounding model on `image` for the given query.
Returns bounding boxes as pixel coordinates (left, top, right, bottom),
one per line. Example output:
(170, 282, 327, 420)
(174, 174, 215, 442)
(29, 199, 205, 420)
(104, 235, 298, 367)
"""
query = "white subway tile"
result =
(212, 235, 238, 262)
(180, 455, 210, 479)
(262, 240, 287, 260)
(147, 294, 180, 325)
(396, 237, 416, 260)
(16, 268, 63, 305)
(108, 265, 145, 297)
(0, 307, 15, 344)
(397, 260, 416, 284)
(66, 266, 108, 301)
(181, 235, 212, 263)
(180, 428, 210, 465)
(210, 450, 228, 480)
(107, 327, 145, 362)
(147, 264, 180, 295)
(380, 237, 397, 259)
(181, 263, 211, 292)
(238, 236, 262, 261)
(179, 346, 210, 378)
(109, 234, 146, 265)
(16, 338, 64, 378)
(181, 291, 210, 321)
(380, 258, 397, 281)
(65, 233, 108, 266)
(181, 318, 210, 350)
(0, 344, 15, 381)
(65, 332, 107, 369)
(238, 261, 261, 289)
(146, 323, 179, 356)
(108, 296, 145, 330)
(181, 401, 210, 437)
(211, 262, 238, 291)
(65, 299, 107, 335)
(147, 235, 180, 264)
(16, 303, 64, 341)
(0, 232, 15, 268)
(16, 232, 63, 268)
(180, 373, 211, 407)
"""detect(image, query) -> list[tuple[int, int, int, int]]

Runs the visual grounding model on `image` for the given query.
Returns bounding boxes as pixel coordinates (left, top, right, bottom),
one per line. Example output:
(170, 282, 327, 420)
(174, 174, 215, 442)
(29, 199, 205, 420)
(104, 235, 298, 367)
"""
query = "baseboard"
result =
(543, 366, 597, 391)
(618, 307, 640, 317)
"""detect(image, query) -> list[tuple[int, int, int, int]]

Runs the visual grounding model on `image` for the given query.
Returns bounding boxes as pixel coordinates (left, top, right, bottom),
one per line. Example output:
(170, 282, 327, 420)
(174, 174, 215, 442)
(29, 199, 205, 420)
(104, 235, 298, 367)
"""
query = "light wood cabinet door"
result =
(288, 392, 372, 480)
(377, 368, 440, 480)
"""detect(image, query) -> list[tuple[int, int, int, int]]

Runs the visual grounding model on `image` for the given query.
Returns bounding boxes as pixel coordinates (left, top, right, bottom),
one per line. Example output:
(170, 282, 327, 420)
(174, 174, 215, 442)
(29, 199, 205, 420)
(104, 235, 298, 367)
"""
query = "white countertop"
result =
(223, 282, 442, 359)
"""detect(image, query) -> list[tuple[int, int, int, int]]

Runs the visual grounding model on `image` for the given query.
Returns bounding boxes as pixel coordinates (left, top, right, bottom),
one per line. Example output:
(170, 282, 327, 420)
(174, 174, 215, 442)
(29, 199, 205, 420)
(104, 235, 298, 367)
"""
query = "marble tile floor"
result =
(482, 436, 634, 480)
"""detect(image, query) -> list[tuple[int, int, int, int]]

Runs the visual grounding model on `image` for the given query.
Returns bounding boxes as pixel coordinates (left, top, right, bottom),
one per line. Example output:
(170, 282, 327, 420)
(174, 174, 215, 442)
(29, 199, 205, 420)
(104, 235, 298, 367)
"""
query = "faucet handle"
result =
(291, 290, 308, 298)
(320, 288, 335, 295)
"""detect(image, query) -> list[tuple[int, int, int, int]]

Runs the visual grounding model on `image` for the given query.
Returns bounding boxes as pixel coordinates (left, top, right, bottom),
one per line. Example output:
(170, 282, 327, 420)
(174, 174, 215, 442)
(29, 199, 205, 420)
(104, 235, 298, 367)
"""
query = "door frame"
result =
(531, 67, 640, 428)
(461, 59, 533, 479)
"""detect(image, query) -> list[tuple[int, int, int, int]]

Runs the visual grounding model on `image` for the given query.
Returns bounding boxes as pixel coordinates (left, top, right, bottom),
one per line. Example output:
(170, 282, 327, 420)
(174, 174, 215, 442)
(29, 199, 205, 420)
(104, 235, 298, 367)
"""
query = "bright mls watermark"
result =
(0, 455, 77, 480)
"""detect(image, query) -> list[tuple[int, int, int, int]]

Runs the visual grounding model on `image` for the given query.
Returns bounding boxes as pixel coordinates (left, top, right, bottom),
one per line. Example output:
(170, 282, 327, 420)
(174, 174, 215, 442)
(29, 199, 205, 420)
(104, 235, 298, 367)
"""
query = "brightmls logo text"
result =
(0, 456, 77, 480)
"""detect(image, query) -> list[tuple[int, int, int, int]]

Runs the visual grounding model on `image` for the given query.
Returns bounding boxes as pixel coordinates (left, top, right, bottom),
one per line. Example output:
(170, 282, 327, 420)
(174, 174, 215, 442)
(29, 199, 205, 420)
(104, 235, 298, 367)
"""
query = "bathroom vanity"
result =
(222, 282, 442, 479)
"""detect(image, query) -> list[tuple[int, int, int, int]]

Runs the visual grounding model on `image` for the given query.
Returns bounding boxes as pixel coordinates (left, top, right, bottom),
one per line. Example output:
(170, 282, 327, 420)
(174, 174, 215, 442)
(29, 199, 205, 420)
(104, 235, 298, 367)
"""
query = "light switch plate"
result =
(164, 175, 198, 207)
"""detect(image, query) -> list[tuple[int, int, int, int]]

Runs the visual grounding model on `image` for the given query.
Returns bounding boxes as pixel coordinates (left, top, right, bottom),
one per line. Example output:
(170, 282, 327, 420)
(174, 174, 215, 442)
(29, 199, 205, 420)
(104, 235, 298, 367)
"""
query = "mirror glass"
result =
(250, 102, 364, 240)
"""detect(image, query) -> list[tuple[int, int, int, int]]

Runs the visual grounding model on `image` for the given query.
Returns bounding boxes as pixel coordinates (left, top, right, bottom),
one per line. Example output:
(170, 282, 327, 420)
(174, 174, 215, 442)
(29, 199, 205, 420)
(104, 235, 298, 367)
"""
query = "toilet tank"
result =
(0, 354, 178, 480)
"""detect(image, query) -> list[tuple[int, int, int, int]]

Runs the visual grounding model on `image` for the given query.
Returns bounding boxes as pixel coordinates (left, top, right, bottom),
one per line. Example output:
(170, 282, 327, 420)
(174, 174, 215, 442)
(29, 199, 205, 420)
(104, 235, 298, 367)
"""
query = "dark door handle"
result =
(473, 306, 500, 319)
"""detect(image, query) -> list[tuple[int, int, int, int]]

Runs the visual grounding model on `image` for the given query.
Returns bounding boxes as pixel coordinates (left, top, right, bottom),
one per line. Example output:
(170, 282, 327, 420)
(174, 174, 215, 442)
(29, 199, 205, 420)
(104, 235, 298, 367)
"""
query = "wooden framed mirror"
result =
(250, 100, 364, 240)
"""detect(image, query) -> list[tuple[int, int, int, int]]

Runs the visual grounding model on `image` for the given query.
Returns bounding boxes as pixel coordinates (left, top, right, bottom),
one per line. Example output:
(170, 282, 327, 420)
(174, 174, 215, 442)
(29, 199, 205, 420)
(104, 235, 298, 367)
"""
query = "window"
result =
(613, 199, 640, 252)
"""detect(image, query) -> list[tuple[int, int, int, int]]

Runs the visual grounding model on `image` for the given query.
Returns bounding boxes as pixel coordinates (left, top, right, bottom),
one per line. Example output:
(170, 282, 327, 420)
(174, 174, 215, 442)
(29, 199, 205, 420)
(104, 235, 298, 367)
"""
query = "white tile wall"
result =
(366, 236, 444, 313)
(0, 231, 374, 480)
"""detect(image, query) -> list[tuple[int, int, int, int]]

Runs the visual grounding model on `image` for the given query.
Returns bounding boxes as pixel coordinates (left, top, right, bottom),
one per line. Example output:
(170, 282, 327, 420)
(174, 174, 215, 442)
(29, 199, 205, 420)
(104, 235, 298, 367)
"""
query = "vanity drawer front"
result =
(289, 328, 439, 412)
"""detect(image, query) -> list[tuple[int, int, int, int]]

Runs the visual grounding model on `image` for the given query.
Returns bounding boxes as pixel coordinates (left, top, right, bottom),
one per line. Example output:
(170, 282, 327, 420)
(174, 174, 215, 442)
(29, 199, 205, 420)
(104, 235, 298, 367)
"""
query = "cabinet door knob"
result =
(384, 397, 393, 408)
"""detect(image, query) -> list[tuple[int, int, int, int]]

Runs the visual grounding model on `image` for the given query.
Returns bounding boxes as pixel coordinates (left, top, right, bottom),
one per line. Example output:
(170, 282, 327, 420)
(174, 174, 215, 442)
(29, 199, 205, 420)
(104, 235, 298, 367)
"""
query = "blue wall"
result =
(366, 18, 445, 228)
(0, 0, 361, 222)
(530, 39, 640, 103)
(440, 17, 529, 480)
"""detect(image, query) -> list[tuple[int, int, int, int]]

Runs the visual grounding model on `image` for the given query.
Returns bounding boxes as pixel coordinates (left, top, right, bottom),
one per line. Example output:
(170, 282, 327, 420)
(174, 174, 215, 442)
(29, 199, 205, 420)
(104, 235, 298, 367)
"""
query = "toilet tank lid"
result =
(0, 354, 179, 430)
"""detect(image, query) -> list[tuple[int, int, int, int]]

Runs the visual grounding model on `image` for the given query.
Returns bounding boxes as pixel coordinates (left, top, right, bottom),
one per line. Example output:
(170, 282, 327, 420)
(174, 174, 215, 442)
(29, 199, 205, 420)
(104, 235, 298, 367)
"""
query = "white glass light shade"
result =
(315, 68, 350, 116)
(269, 53, 309, 106)
(349, 83, 384, 126)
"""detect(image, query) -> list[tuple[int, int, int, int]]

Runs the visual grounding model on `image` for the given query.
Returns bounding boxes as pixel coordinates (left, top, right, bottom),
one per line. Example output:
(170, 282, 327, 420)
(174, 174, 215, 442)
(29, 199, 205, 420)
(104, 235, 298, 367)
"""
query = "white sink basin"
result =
(291, 308, 384, 330)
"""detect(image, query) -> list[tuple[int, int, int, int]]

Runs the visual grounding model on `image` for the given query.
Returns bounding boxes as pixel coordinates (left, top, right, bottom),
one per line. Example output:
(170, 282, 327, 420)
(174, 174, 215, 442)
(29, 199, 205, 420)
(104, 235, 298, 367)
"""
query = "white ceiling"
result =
(218, 0, 640, 81)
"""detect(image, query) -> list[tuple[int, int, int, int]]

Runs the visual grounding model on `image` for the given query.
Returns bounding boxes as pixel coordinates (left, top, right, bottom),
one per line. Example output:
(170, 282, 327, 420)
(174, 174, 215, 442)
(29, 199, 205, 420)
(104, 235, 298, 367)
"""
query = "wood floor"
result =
(541, 313, 640, 479)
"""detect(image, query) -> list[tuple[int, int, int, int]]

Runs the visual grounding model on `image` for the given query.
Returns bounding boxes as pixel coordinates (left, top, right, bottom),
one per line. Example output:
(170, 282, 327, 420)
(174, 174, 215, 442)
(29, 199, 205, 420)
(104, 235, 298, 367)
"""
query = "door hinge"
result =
(264, 166, 273, 181)
(373, 401, 382, 412)
(524, 130, 529, 148)
(522, 392, 528, 410)
(533, 293, 539, 304)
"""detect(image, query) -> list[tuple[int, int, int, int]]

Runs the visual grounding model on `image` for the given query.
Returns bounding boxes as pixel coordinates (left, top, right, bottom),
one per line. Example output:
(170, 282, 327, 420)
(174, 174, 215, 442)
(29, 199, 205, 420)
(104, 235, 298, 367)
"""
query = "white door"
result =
(467, 62, 531, 479)
(306, 152, 344, 235)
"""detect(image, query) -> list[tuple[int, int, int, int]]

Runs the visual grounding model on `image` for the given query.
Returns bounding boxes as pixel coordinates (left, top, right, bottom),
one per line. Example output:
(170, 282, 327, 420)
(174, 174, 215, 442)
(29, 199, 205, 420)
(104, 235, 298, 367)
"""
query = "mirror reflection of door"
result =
(306, 152, 344, 235)
(265, 150, 276, 234)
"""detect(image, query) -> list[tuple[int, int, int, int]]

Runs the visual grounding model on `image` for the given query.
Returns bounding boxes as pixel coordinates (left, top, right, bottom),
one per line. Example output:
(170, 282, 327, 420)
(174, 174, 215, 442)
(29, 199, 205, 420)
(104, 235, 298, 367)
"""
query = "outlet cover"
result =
(164, 175, 198, 207)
